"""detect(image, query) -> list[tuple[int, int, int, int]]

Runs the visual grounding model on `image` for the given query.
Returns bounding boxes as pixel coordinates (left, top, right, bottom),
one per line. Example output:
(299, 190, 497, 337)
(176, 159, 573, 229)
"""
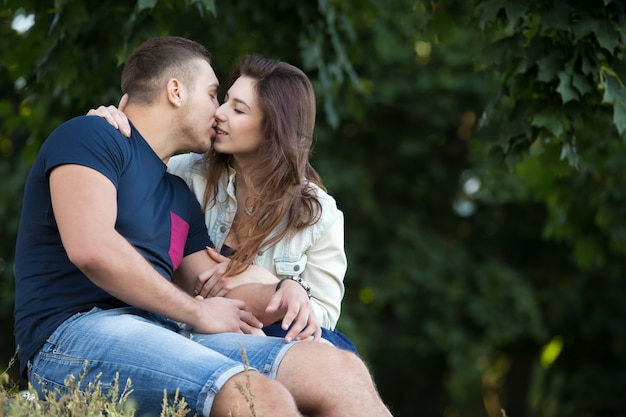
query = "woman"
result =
(91, 55, 355, 352)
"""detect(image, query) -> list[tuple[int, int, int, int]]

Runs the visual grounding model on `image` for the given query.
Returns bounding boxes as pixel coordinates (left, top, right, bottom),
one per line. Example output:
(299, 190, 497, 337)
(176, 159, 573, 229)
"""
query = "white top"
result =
(167, 153, 347, 329)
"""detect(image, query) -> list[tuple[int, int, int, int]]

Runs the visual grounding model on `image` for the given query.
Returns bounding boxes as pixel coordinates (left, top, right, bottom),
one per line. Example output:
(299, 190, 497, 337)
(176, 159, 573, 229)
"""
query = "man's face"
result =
(177, 60, 220, 153)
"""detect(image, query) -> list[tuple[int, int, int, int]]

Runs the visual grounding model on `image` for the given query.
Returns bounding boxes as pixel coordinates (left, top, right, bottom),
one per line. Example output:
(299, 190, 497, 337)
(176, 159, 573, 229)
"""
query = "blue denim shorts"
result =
(28, 307, 297, 417)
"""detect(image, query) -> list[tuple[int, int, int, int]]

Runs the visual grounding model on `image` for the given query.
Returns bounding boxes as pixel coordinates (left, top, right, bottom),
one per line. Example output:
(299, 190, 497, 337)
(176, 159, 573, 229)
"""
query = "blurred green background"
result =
(2, 1, 626, 416)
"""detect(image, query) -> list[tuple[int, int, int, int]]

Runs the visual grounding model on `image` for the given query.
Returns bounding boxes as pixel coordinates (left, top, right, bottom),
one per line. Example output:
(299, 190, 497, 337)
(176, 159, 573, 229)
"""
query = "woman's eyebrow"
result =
(233, 97, 251, 110)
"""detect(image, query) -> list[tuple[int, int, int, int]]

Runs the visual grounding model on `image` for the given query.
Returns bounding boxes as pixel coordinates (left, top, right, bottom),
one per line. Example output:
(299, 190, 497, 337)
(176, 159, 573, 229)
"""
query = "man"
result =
(14, 36, 392, 417)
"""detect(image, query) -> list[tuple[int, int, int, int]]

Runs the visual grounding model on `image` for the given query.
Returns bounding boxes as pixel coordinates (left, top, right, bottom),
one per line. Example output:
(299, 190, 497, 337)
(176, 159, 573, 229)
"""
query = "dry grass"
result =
(1, 349, 259, 417)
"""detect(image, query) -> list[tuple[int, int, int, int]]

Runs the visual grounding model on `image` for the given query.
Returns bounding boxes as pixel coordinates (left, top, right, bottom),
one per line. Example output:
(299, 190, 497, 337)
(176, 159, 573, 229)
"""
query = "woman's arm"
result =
(195, 247, 278, 297)
(302, 211, 347, 329)
(187, 248, 321, 342)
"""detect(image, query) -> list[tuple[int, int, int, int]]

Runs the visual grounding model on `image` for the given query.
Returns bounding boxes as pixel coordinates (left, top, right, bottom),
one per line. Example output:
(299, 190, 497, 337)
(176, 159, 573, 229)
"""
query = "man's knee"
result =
(288, 341, 362, 368)
(213, 370, 299, 417)
(278, 341, 371, 388)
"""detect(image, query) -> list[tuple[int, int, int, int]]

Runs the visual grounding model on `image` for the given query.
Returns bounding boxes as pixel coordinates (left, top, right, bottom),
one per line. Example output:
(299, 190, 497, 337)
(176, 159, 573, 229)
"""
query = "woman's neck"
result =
(230, 153, 256, 176)
(231, 158, 250, 203)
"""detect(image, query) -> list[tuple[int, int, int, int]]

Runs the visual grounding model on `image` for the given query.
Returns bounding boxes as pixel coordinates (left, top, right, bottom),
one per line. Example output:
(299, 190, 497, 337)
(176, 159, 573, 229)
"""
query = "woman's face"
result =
(213, 76, 264, 158)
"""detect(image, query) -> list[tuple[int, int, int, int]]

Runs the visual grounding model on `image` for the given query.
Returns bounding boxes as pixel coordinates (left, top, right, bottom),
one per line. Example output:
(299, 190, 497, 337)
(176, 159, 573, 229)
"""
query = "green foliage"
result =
(461, 0, 626, 298)
(2, 1, 626, 417)
(473, 0, 626, 164)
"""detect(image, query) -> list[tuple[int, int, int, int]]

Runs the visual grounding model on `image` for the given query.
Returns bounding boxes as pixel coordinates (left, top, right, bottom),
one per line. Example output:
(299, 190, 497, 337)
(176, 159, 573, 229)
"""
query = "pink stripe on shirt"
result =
(169, 212, 190, 270)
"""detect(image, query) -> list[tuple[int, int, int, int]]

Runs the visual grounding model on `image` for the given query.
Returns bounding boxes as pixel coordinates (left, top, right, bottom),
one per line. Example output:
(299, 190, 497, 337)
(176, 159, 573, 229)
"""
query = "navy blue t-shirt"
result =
(14, 116, 212, 374)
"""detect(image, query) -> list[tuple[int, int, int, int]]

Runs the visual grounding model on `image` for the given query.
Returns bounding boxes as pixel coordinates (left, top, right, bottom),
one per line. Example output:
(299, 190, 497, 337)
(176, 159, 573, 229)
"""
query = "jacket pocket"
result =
(274, 254, 308, 276)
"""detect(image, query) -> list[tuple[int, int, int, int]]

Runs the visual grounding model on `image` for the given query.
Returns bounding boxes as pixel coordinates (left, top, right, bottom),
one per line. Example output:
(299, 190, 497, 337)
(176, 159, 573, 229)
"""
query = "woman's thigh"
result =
(184, 331, 299, 379)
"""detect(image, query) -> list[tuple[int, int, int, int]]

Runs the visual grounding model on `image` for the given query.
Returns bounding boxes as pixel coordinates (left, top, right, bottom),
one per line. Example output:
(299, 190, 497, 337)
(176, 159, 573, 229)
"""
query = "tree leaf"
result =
(479, 35, 520, 67)
(475, 0, 504, 29)
(536, 53, 563, 83)
(571, 12, 596, 41)
(137, 0, 157, 11)
(532, 110, 564, 138)
(580, 54, 595, 76)
(593, 22, 619, 53)
(504, 2, 525, 25)
(572, 73, 592, 96)
(602, 77, 626, 135)
(193, 0, 216, 14)
(560, 141, 579, 169)
(557, 71, 579, 103)
(541, 2, 573, 32)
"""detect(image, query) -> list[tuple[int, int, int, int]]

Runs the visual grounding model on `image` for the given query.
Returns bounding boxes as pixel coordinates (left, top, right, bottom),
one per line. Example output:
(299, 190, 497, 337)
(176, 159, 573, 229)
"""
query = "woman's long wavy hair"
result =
(202, 55, 324, 274)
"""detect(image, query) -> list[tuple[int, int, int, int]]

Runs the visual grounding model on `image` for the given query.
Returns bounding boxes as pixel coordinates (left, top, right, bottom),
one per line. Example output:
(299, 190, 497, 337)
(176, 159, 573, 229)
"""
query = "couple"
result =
(14, 36, 391, 416)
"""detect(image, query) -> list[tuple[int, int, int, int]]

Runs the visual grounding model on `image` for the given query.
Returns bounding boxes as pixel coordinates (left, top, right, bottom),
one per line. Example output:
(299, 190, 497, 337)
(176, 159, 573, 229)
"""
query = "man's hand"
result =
(190, 296, 264, 335)
(87, 94, 131, 137)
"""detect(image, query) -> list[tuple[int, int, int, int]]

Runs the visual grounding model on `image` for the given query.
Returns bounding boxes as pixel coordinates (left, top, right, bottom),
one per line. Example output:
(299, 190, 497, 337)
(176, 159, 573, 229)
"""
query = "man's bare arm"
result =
(50, 164, 257, 334)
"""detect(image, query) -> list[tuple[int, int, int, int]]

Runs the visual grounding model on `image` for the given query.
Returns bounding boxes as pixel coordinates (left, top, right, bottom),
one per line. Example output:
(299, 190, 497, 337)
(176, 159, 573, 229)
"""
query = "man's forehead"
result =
(198, 61, 219, 88)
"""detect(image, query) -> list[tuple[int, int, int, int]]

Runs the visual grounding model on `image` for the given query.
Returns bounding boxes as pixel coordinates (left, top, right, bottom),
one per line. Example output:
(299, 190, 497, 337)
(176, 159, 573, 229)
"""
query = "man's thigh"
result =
(29, 307, 245, 416)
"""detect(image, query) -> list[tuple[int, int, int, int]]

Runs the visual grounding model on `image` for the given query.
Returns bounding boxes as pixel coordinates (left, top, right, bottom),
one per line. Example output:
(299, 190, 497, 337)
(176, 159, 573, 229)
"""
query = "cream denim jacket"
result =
(167, 153, 347, 329)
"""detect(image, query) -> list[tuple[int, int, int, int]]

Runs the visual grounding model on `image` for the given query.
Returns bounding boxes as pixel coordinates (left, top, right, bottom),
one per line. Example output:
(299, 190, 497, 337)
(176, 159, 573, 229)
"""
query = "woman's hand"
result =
(194, 248, 232, 297)
(194, 247, 278, 297)
(266, 278, 322, 343)
(86, 94, 131, 137)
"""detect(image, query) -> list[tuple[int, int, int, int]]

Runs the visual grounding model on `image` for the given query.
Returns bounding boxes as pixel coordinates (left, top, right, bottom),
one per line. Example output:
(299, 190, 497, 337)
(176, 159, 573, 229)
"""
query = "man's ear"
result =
(166, 78, 184, 107)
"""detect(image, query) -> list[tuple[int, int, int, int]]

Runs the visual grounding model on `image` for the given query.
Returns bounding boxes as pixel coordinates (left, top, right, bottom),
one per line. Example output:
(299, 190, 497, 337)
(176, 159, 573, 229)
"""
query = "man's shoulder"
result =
(46, 116, 125, 149)
(54, 115, 113, 132)
(37, 115, 132, 181)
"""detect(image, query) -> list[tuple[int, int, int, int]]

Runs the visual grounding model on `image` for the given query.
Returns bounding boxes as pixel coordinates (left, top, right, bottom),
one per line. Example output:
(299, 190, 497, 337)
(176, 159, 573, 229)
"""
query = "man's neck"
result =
(125, 106, 176, 163)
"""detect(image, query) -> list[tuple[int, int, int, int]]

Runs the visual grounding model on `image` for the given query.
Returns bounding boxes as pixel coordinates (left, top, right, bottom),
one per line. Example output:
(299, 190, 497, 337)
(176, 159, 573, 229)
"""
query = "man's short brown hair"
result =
(121, 36, 211, 105)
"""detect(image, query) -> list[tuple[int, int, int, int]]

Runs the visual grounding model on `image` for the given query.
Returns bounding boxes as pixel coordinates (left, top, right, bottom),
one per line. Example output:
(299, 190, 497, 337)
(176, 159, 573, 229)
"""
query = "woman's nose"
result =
(215, 105, 226, 120)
